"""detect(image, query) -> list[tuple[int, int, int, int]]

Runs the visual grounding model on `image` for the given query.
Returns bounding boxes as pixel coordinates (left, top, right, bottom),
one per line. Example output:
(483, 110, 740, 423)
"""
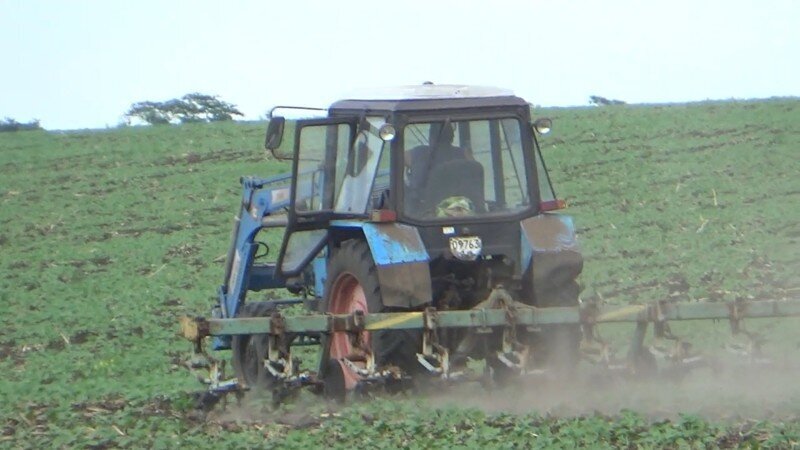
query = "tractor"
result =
(180, 84, 800, 405)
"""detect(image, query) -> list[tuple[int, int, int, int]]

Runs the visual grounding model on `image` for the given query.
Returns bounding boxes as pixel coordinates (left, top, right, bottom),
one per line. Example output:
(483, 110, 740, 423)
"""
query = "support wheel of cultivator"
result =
(231, 302, 279, 392)
(319, 239, 423, 399)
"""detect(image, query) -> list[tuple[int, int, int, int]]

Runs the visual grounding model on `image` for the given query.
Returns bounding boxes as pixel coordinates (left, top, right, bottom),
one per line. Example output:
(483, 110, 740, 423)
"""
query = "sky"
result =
(2, 0, 799, 130)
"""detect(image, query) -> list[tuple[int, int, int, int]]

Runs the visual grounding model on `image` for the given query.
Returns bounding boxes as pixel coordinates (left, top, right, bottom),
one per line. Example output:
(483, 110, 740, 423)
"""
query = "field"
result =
(1, 98, 799, 448)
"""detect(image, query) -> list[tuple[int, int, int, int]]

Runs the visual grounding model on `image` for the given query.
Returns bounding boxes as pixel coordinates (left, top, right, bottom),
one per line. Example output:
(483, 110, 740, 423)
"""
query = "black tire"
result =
(318, 239, 423, 394)
(231, 301, 278, 391)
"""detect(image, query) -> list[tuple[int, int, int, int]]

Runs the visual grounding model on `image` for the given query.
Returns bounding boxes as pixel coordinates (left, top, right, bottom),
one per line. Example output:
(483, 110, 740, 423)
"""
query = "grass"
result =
(0, 98, 799, 448)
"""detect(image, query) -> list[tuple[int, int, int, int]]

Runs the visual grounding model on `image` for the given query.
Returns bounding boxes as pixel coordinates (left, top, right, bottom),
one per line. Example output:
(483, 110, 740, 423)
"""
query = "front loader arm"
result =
(218, 176, 293, 322)
(217, 170, 324, 325)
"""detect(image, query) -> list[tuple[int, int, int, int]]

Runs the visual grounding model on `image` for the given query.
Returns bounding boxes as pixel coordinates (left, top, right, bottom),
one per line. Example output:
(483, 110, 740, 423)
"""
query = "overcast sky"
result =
(2, 0, 798, 130)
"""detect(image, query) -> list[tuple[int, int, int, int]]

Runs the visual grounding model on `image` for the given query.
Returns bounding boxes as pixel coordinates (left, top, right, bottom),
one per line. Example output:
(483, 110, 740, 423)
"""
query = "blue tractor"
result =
(189, 84, 584, 403)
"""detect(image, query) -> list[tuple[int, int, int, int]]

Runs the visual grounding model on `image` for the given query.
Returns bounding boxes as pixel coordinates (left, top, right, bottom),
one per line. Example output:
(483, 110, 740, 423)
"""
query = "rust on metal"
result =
(352, 310, 366, 331)
(179, 316, 209, 341)
(521, 215, 583, 297)
(521, 215, 579, 252)
(328, 314, 351, 332)
(728, 301, 743, 335)
(269, 311, 286, 335)
(422, 307, 440, 330)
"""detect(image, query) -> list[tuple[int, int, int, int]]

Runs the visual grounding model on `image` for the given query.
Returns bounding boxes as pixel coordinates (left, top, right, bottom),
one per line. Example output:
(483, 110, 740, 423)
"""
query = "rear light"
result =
(370, 209, 397, 222)
(540, 199, 566, 211)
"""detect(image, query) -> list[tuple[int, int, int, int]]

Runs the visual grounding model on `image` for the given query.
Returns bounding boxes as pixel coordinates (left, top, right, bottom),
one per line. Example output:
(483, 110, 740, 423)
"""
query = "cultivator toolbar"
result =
(181, 288, 800, 408)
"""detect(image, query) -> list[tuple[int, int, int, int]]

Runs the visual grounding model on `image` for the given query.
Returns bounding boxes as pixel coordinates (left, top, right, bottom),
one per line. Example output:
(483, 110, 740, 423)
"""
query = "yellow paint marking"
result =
(597, 305, 646, 322)
(366, 312, 424, 330)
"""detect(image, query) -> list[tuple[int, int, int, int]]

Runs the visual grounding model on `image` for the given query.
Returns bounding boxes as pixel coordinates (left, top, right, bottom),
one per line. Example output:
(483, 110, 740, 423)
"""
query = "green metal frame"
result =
(179, 292, 800, 407)
(184, 296, 800, 339)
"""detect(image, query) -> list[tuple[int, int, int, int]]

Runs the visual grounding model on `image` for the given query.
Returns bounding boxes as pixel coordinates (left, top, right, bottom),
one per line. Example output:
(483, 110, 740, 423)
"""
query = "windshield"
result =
(403, 118, 531, 220)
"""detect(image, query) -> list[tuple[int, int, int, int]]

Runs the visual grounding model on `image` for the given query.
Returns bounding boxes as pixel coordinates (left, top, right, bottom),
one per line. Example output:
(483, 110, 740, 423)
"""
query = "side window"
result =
(499, 119, 528, 207)
(535, 146, 556, 203)
(280, 229, 326, 274)
(294, 123, 350, 213)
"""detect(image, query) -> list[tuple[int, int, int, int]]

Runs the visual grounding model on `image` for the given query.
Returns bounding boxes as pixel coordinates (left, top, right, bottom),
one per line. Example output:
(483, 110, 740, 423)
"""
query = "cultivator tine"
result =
(622, 302, 714, 378)
(724, 302, 772, 365)
(496, 326, 530, 374)
(416, 307, 454, 378)
(575, 297, 800, 380)
(332, 310, 408, 396)
(646, 302, 705, 375)
(178, 316, 243, 411)
(495, 298, 530, 375)
(345, 310, 377, 376)
(262, 311, 322, 405)
(577, 301, 713, 378)
(579, 304, 628, 374)
(264, 311, 294, 379)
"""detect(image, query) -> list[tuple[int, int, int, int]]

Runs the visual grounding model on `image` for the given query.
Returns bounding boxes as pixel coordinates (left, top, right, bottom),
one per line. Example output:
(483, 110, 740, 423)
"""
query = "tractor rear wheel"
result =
(319, 239, 422, 398)
(231, 301, 278, 391)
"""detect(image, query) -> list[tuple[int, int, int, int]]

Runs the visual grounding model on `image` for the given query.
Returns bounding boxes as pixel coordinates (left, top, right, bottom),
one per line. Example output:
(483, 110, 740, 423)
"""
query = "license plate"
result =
(449, 236, 482, 261)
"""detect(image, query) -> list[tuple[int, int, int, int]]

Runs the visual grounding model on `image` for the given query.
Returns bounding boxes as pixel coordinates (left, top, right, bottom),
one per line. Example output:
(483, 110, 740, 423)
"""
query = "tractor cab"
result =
(264, 84, 564, 283)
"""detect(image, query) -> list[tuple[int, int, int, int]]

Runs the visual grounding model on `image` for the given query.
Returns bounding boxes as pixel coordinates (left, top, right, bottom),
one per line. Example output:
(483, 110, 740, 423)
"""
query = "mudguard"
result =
(520, 214, 583, 288)
(331, 221, 432, 308)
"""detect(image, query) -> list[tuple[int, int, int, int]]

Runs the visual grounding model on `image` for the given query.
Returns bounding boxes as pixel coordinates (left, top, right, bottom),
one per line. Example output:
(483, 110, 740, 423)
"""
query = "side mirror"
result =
(265, 117, 285, 150)
(532, 118, 552, 135)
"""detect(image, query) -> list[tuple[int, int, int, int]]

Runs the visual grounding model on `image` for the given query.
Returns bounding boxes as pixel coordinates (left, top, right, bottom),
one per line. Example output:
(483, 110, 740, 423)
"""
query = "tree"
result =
(124, 93, 244, 125)
(589, 95, 627, 106)
(0, 117, 42, 132)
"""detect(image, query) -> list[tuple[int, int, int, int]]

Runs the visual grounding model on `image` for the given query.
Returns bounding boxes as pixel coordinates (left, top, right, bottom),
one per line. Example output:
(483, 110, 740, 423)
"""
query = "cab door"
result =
(276, 117, 357, 277)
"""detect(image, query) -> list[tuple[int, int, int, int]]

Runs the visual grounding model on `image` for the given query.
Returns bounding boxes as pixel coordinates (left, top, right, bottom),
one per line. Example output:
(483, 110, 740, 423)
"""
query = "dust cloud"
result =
(424, 362, 800, 421)
(199, 323, 800, 425)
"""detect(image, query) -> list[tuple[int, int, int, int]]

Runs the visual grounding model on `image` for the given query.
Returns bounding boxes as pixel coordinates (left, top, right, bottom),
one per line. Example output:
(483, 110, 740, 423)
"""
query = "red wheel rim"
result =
(328, 272, 369, 389)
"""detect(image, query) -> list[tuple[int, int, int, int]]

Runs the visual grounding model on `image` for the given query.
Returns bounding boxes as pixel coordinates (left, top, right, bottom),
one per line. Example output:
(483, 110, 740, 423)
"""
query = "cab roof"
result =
(328, 84, 530, 114)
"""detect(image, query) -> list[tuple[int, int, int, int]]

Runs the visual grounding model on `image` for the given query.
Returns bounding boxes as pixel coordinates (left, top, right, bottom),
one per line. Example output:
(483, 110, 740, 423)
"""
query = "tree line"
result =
(2, 93, 244, 132)
(0, 118, 42, 132)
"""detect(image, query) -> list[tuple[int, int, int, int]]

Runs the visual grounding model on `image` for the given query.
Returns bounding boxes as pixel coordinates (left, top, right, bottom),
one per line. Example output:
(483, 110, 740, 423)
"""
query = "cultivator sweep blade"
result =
(180, 289, 800, 407)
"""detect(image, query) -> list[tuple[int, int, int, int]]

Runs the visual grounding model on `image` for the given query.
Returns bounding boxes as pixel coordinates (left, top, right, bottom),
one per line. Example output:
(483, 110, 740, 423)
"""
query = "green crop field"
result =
(1, 99, 799, 448)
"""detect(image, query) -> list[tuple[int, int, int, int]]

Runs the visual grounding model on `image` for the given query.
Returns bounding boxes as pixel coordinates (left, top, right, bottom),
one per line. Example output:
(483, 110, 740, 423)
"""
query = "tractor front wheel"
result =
(231, 301, 278, 391)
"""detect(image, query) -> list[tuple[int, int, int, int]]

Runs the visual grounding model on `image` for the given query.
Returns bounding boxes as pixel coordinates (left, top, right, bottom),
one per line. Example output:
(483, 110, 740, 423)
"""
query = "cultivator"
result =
(178, 84, 799, 410)
(180, 289, 800, 406)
